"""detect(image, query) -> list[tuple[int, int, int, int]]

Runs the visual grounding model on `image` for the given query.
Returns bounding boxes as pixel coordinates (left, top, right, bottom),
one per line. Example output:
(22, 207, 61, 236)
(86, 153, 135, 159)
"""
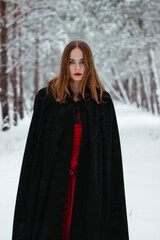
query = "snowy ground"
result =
(0, 101, 160, 240)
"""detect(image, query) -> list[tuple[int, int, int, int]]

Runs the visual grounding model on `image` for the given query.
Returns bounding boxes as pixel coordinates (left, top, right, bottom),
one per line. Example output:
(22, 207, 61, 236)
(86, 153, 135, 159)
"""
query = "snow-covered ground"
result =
(0, 101, 160, 240)
(116, 102, 160, 240)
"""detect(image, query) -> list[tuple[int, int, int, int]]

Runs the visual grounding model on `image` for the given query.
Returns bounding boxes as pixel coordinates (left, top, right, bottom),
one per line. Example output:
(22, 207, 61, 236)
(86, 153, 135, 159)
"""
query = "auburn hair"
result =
(46, 40, 107, 104)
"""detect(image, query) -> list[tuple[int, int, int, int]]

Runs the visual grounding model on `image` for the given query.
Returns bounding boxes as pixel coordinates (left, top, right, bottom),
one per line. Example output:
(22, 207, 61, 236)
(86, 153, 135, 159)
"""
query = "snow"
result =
(115, 101, 160, 240)
(0, 101, 160, 240)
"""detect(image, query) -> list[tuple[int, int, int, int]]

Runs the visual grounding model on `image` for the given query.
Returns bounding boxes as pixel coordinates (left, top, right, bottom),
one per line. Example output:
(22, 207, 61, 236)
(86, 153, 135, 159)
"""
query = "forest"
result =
(1, 0, 160, 130)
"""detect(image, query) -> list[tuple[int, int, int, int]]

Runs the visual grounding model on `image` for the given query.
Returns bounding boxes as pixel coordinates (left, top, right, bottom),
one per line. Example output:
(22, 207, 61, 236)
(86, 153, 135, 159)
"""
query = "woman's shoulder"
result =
(36, 87, 47, 99)
(102, 90, 112, 100)
(35, 87, 54, 103)
(95, 87, 112, 102)
(36, 86, 112, 105)
(33, 87, 56, 110)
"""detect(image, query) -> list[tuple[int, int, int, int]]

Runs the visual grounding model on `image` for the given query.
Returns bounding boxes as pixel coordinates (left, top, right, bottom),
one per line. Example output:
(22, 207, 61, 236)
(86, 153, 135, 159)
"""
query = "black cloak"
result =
(12, 86, 129, 240)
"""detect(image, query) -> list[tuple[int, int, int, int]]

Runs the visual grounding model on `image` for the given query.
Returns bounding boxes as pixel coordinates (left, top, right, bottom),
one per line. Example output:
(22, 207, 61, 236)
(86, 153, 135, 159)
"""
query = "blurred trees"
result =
(0, 0, 160, 130)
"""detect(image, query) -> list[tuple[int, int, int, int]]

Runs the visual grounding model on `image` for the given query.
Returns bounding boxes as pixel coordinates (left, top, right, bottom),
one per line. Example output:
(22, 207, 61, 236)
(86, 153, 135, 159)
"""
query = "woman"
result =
(12, 40, 129, 240)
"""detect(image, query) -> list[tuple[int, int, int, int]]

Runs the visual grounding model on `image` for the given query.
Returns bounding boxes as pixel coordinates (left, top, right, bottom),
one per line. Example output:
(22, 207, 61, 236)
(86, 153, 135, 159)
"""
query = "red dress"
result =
(60, 108, 82, 240)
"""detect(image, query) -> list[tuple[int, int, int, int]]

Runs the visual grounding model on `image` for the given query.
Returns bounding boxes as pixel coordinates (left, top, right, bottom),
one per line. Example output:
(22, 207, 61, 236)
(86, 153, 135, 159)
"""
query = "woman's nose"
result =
(75, 62, 80, 70)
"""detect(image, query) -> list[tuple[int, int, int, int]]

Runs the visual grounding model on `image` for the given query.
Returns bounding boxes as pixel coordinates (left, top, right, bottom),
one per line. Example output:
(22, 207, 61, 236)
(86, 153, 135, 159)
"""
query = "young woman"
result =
(12, 40, 129, 240)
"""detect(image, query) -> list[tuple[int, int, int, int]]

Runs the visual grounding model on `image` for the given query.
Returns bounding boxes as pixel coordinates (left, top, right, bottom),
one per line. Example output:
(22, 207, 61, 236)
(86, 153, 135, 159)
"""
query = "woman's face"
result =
(69, 48, 85, 82)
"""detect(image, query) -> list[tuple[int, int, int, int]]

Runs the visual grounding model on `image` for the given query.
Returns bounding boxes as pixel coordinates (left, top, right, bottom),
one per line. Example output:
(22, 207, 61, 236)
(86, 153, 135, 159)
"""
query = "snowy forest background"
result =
(1, 0, 160, 130)
(1, 1, 160, 240)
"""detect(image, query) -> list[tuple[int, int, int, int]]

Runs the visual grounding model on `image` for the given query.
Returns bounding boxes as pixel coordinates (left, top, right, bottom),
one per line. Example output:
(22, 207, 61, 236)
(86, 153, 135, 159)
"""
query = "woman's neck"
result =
(69, 81, 81, 101)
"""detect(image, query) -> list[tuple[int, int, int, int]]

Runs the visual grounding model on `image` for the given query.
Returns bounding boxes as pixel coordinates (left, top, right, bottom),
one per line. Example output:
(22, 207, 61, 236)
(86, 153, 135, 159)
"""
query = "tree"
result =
(0, 0, 10, 130)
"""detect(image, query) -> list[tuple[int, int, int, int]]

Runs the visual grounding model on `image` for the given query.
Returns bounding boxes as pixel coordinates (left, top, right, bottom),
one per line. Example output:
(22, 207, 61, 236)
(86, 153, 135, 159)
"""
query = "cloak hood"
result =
(12, 86, 129, 240)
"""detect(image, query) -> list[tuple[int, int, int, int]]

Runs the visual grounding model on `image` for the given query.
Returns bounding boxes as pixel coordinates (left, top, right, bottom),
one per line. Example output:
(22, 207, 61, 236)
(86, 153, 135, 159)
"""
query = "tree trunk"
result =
(18, 6, 24, 119)
(131, 78, 137, 105)
(0, 1, 10, 131)
(143, 70, 152, 113)
(149, 49, 160, 114)
(111, 67, 130, 104)
(147, 52, 157, 114)
(34, 28, 39, 96)
(138, 71, 148, 109)
(10, 3, 18, 126)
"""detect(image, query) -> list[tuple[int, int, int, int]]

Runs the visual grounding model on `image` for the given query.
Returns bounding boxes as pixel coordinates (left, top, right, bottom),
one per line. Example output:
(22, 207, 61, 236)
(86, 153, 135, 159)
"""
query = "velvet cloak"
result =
(12, 86, 129, 240)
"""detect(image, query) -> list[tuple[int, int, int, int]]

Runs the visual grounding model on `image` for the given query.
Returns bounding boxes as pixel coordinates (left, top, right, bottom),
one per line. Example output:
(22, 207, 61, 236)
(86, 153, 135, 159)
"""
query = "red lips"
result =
(74, 72, 82, 76)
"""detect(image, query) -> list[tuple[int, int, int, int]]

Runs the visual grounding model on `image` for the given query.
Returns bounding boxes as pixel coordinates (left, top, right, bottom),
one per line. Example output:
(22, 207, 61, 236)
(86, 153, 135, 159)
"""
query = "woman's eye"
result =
(69, 61, 84, 64)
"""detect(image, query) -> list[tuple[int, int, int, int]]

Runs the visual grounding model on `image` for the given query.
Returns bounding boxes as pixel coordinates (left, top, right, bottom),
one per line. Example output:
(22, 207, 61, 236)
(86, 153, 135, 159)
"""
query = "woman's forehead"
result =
(70, 48, 84, 59)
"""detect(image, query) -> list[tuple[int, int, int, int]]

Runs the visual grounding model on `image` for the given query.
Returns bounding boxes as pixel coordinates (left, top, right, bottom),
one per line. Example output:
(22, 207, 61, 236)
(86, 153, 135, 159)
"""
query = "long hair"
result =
(46, 40, 107, 104)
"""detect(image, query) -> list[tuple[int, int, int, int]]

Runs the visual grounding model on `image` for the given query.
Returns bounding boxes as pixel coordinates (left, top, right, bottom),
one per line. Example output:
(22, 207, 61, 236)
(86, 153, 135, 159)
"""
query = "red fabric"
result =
(60, 109, 82, 240)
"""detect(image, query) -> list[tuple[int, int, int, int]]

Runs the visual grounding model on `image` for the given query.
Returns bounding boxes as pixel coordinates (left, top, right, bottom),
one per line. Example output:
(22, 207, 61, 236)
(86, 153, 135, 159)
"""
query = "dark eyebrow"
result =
(69, 58, 84, 61)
